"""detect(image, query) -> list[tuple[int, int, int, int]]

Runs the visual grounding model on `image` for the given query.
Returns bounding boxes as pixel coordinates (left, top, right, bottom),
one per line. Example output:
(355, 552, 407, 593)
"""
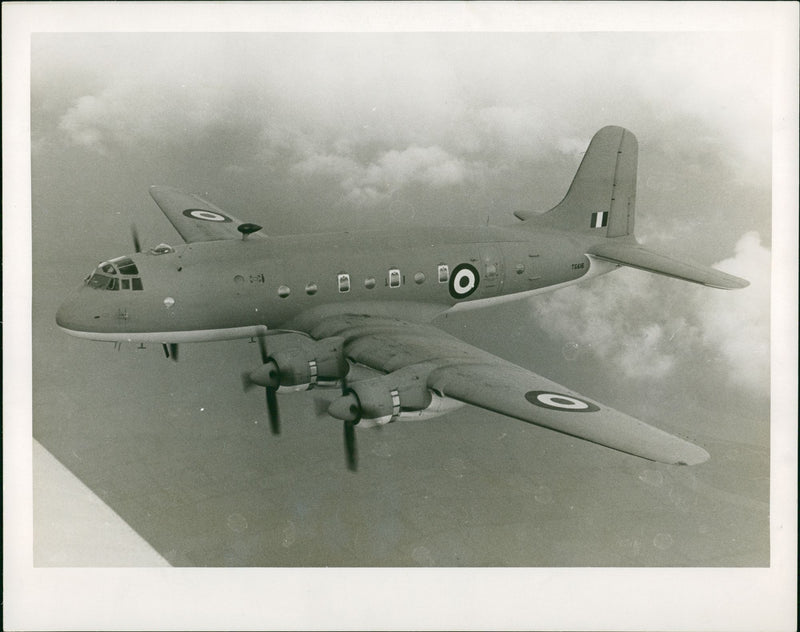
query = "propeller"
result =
(327, 377, 361, 472)
(131, 224, 142, 253)
(241, 334, 281, 435)
(162, 343, 179, 362)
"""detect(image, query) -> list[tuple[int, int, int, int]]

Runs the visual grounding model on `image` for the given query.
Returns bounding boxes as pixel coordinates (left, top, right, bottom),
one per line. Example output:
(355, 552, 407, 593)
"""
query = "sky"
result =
(7, 3, 797, 631)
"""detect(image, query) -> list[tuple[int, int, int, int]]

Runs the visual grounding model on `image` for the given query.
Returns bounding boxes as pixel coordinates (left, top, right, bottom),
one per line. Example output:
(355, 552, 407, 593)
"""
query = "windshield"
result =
(86, 258, 143, 291)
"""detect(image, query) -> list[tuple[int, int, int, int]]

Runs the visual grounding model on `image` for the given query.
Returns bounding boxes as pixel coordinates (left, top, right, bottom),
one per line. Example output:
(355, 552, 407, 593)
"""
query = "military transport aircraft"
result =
(56, 126, 748, 471)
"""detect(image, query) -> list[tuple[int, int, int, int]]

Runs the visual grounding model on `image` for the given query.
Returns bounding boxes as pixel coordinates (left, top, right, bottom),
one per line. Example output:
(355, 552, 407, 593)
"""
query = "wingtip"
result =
(673, 445, 710, 466)
(721, 276, 750, 290)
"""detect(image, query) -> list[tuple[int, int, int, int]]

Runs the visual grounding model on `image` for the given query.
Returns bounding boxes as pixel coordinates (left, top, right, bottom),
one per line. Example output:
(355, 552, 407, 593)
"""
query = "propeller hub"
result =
(328, 393, 361, 423)
(246, 360, 280, 389)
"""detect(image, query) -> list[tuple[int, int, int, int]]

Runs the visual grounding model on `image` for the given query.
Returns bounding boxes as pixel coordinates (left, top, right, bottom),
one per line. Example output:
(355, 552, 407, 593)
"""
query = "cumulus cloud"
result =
(45, 32, 771, 184)
(695, 232, 771, 393)
(532, 232, 770, 396)
(531, 269, 687, 380)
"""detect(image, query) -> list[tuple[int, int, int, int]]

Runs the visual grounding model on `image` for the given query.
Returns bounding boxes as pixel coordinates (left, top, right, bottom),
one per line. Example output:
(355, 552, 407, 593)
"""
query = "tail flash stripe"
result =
(591, 211, 608, 228)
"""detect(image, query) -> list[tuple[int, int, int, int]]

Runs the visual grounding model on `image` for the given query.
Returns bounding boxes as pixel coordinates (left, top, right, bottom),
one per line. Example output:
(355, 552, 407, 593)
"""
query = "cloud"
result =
(532, 232, 770, 395)
(531, 269, 687, 380)
(695, 232, 771, 393)
(292, 145, 476, 207)
(45, 32, 771, 180)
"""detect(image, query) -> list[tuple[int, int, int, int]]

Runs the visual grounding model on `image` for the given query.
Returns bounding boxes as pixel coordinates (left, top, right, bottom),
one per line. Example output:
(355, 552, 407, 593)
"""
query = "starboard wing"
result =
(297, 312, 710, 465)
(149, 185, 267, 243)
(426, 363, 710, 465)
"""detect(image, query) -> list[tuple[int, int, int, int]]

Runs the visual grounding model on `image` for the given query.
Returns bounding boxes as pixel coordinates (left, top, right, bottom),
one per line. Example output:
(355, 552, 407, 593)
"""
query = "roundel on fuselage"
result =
(448, 263, 480, 299)
(182, 208, 232, 222)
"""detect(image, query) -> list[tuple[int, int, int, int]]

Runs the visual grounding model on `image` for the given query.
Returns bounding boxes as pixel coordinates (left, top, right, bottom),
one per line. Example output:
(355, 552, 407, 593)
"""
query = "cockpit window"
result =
(86, 258, 143, 290)
(110, 257, 140, 275)
(87, 272, 117, 290)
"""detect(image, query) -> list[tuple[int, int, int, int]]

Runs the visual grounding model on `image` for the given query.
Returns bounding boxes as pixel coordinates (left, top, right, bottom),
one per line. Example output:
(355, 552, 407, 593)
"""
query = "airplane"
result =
(56, 125, 749, 471)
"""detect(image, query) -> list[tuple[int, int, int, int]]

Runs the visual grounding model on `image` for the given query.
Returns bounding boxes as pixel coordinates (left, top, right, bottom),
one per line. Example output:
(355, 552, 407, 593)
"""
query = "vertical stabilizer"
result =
(518, 126, 638, 238)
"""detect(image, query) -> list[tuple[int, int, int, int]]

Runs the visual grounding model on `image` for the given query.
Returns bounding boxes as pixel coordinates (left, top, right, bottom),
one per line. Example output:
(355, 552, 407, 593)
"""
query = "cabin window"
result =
(278, 285, 291, 298)
(305, 283, 317, 295)
(337, 273, 350, 293)
(364, 277, 376, 289)
(122, 279, 130, 290)
(388, 268, 401, 288)
(438, 264, 449, 283)
(414, 272, 425, 284)
(132, 278, 143, 291)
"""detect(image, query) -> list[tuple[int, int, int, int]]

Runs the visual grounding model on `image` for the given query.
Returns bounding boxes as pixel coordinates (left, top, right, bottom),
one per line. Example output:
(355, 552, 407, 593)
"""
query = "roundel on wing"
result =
(524, 390, 600, 413)
(182, 208, 232, 222)
(449, 263, 480, 299)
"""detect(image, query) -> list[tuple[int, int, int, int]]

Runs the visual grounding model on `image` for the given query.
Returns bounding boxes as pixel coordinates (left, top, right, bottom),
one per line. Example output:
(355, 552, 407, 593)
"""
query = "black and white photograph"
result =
(4, 2, 797, 630)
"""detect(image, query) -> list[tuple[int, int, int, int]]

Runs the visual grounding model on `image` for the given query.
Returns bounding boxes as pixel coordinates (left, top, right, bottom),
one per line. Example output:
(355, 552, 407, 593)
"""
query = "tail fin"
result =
(516, 125, 637, 238)
(516, 126, 749, 290)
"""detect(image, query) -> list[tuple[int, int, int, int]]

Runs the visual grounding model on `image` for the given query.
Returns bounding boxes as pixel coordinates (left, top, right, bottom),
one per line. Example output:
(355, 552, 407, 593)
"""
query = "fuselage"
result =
(56, 223, 617, 343)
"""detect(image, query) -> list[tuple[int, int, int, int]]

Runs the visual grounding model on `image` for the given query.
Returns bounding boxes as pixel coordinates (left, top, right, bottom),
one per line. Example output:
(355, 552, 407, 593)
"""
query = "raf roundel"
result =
(182, 208, 232, 223)
(524, 390, 600, 413)
(449, 263, 480, 299)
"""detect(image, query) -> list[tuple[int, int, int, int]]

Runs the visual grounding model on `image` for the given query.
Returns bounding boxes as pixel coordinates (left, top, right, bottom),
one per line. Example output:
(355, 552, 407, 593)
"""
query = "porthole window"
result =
(364, 277, 376, 289)
(305, 283, 318, 295)
(414, 272, 425, 284)
(278, 285, 291, 298)
(234, 275, 245, 284)
(438, 264, 449, 283)
(388, 268, 401, 288)
(337, 273, 350, 293)
(515, 264, 525, 275)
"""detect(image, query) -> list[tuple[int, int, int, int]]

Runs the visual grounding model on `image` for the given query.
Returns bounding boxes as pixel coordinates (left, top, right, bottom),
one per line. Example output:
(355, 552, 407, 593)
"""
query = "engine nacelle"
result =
(328, 365, 462, 427)
(249, 336, 349, 392)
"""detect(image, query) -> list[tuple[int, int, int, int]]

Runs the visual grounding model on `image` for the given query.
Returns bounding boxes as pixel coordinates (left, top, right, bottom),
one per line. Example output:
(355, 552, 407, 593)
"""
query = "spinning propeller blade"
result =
(243, 333, 281, 435)
(131, 224, 142, 253)
(339, 376, 359, 472)
(344, 418, 358, 472)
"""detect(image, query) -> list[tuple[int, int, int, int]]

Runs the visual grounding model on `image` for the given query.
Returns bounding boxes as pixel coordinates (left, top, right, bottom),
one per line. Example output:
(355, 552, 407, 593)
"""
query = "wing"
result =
(300, 311, 709, 465)
(149, 185, 267, 243)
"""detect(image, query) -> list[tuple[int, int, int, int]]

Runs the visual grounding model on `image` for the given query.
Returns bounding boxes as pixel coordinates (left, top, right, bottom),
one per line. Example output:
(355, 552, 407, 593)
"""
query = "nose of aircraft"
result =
(56, 295, 75, 330)
(56, 291, 89, 334)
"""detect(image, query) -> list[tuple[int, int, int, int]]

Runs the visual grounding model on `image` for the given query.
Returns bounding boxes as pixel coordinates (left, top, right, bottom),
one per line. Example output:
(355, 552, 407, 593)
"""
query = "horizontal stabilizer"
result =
(589, 241, 749, 289)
